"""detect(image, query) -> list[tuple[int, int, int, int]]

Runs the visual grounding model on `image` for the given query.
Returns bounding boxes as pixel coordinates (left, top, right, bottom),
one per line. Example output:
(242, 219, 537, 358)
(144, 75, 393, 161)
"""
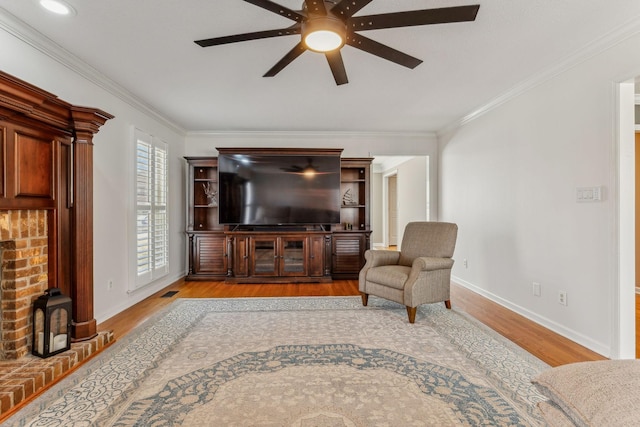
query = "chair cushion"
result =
(366, 265, 410, 290)
(531, 359, 640, 427)
(398, 222, 457, 267)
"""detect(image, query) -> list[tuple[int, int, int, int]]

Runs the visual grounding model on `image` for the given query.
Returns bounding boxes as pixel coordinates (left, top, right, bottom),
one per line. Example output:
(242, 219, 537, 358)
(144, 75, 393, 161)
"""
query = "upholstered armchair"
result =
(359, 221, 458, 323)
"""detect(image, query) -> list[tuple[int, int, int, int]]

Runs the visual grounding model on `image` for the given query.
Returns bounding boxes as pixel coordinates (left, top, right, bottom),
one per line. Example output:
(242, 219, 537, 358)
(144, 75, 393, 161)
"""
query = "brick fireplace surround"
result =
(0, 212, 114, 418)
(1, 210, 48, 360)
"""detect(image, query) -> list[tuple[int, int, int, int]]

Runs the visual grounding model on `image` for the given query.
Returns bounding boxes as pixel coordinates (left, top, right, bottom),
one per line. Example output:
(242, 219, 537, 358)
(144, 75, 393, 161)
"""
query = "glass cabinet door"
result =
(280, 237, 306, 276)
(251, 237, 277, 276)
(249, 235, 308, 277)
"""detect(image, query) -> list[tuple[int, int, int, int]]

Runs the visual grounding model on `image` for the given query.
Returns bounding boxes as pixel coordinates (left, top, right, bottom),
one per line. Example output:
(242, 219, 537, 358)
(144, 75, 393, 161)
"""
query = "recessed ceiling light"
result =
(39, 0, 76, 16)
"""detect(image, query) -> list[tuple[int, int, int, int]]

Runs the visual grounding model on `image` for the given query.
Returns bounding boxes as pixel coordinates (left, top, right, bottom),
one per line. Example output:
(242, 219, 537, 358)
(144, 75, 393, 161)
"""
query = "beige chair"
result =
(359, 221, 458, 323)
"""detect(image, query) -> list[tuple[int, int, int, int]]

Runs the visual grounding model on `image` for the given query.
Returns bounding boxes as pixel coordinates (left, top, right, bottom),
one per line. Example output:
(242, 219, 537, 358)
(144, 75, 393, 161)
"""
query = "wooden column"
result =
(70, 107, 113, 341)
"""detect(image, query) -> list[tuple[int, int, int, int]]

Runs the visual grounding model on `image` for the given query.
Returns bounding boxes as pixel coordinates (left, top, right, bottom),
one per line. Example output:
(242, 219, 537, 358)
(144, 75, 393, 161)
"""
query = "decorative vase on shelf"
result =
(202, 182, 218, 207)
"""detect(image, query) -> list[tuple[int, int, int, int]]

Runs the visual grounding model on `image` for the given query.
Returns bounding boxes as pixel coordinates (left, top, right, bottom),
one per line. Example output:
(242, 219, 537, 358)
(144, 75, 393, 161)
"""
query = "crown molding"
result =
(439, 14, 640, 138)
(0, 8, 185, 136)
(186, 130, 437, 139)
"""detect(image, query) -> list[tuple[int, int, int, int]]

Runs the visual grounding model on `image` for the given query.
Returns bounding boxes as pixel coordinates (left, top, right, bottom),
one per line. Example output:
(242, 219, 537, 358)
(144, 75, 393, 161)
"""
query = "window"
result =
(135, 129, 168, 287)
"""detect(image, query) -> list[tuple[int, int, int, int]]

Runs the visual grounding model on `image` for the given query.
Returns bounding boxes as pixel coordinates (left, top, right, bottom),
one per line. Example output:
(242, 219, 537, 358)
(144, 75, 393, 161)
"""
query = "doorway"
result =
(372, 156, 431, 250)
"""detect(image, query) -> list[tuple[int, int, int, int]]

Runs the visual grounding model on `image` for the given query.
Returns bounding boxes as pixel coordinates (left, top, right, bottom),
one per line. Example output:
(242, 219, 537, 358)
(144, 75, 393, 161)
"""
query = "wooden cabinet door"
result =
(233, 236, 250, 278)
(308, 235, 325, 277)
(332, 233, 366, 276)
(193, 234, 227, 276)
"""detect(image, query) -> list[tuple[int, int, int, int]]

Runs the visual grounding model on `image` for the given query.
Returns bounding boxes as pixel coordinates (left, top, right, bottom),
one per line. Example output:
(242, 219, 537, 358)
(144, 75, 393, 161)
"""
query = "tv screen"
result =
(218, 154, 341, 225)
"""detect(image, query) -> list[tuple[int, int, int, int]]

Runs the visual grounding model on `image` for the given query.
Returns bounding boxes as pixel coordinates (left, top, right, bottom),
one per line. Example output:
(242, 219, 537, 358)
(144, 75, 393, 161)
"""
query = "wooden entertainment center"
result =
(185, 148, 372, 282)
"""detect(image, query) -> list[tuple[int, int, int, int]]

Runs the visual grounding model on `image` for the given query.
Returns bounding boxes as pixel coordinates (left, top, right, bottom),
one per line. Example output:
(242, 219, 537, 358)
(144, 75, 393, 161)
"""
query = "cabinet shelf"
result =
(188, 161, 220, 229)
(186, 157, 227, 281)
(337, 158, 371, 239)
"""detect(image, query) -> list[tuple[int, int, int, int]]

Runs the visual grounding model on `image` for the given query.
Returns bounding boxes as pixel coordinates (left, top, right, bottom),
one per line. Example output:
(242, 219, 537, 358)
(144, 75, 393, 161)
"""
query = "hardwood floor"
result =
(98, 279, 608, 367)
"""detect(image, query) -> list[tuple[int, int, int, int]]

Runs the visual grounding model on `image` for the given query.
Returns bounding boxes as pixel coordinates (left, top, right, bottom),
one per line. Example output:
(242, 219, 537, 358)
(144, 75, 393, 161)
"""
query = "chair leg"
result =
(444, 300, 451, 310)
(406, 306, 417, 323)
(360, 293, 369, 306)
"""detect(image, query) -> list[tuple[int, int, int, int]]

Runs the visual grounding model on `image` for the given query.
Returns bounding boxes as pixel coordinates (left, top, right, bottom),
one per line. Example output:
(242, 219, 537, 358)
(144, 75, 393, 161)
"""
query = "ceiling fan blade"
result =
(263, 42, 307, 77)
(346, 32, 422, 69)
(195, 26, 301, 47)
(331, 0, 373, 20)
(305, 0, 327, 16)
(243, 0, 306, 22)
(349, 5, 480, 31)
(325, 50, 348, 85)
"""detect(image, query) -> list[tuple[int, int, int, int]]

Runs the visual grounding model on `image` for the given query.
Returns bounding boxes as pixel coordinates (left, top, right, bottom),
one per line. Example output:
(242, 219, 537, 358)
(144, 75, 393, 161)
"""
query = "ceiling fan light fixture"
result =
(302, 17, 346, 52)
(304, 30, 343, 52)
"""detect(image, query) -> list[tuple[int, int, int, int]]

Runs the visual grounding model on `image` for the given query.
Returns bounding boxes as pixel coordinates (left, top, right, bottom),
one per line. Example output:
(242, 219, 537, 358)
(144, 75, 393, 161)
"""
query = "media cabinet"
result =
(185, 150, 372, 282)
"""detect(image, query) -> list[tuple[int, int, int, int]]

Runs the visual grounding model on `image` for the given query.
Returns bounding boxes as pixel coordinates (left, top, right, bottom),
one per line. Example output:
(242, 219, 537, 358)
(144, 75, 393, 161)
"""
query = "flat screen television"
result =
(218, 153, 341, 226)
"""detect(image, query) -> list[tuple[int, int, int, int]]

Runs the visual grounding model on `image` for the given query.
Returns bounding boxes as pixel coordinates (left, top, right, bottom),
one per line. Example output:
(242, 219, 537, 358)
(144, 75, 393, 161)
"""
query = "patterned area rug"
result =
(9, 297, 548, 426)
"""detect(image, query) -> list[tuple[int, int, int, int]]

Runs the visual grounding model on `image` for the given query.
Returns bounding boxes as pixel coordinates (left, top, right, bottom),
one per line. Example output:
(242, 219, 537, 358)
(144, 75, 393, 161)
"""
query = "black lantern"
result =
(32, 288, 72, 358)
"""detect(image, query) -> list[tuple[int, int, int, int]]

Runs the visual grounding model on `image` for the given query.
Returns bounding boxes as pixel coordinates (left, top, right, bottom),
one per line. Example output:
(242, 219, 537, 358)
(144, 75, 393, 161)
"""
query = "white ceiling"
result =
(2, 0, 640, 133)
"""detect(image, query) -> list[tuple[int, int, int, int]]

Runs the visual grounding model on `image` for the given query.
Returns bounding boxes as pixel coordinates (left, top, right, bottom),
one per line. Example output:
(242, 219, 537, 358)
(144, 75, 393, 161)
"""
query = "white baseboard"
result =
(95, 272, 184, 324)
(452, 276, 609, 358)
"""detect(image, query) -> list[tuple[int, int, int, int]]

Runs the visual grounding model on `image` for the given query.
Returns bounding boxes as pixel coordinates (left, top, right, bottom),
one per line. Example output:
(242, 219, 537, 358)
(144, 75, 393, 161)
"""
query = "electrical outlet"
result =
(532, 282, 541, 297)
(108, 279, 113, 290)
(463, 259, 468, 268)
(558, 291, 567, 306)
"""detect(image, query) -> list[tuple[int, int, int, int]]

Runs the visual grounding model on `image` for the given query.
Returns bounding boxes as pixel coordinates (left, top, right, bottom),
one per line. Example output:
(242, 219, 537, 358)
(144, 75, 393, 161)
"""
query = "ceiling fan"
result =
(194, 0, 480, 85)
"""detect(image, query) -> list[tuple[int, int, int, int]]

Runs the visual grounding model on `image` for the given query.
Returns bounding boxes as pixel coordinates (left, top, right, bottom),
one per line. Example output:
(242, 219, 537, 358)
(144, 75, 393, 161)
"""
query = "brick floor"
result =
(0, 331, 115, 420)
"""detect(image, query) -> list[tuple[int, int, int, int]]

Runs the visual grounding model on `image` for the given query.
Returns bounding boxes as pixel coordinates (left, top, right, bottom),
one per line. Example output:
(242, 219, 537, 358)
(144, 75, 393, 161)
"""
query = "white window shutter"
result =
(134, 129, 168, 288)
(152, 139, 169, 277)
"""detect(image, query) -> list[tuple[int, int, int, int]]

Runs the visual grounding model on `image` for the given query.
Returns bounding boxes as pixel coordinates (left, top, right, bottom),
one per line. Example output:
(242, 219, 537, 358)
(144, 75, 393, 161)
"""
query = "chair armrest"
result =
(364, 249, 401, 267)
(404, 257, 456, 307)
(412, 257, 454, 272)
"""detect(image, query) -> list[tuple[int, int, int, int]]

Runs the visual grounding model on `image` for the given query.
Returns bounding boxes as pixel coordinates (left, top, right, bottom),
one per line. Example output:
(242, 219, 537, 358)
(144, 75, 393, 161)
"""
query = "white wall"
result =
(439, 29, 640, 358)
(397, 157, 430, 246)
(0, 23, 187, 324)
